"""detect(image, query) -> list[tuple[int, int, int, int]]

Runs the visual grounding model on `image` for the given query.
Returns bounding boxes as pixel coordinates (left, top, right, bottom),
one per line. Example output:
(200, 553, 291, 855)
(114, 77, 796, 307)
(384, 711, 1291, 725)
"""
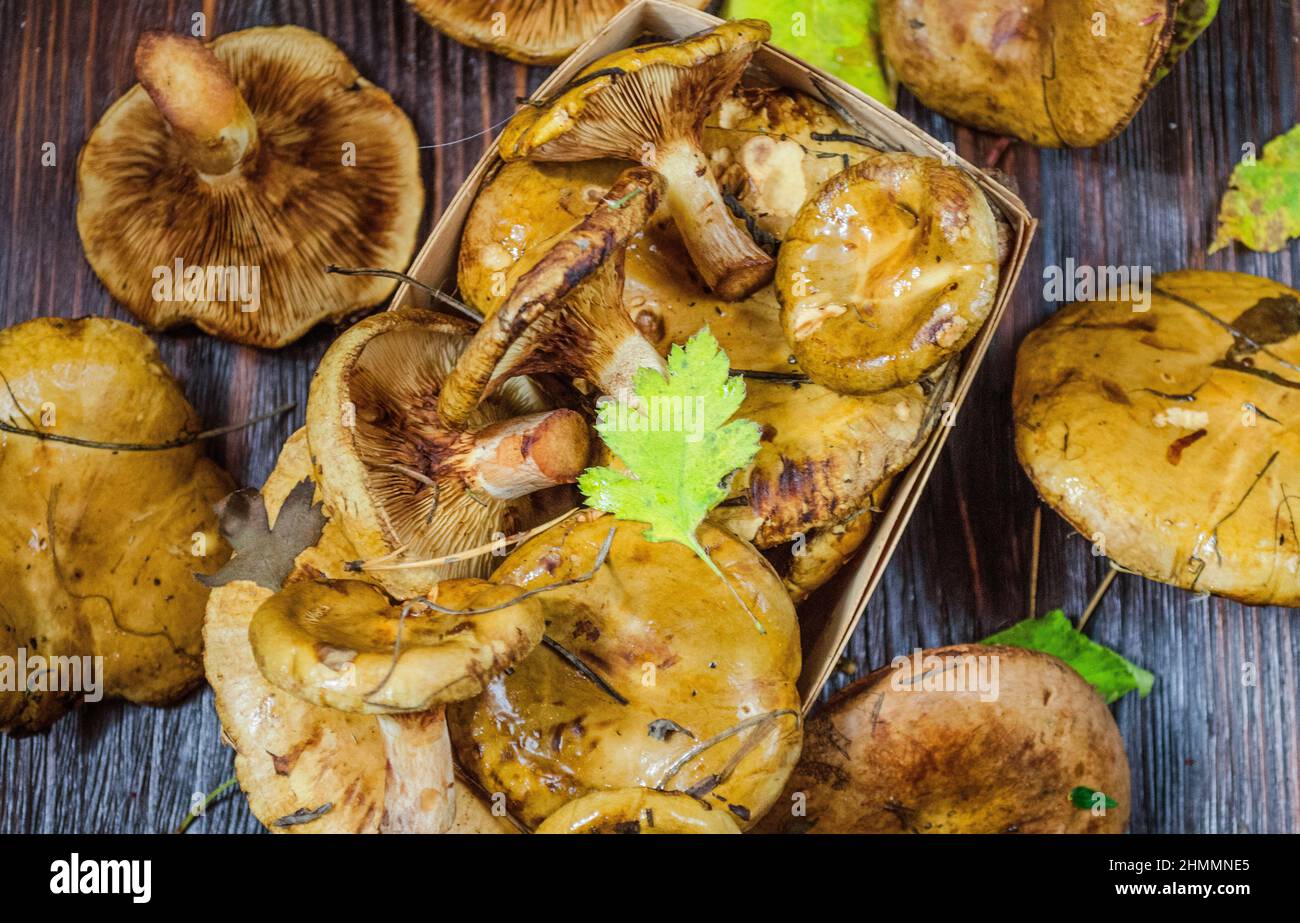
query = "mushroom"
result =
(1015, 270, 1300, 605)
(498, 21, 776, 301)
(249, 576, 546, 833)
(0, 317, 233, 734)
(76, 27, 422, 347)
(449, 514, 803, 830)
(460, 86, 874, 374)
(710, 367, 952, 548)
(776, 153, 1000, 394)
(306, 307, 590, 599)
(406, 0, 710, 65)
(439, 167, 668, 429)
(536, 788, 741, 834)
(205, 431, 518, 833)
(753, 644, 1131, 833)
(878, 0, 1218, 148)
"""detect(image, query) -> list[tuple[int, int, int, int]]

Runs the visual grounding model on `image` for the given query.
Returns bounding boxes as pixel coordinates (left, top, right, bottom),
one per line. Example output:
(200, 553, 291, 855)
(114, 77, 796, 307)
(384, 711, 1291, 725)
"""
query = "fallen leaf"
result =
(197, 478, 326, 591)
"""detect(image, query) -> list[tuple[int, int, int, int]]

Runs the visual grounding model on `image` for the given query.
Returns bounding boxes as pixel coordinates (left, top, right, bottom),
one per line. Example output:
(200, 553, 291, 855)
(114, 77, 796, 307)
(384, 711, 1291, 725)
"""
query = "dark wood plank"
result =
(0, 0, 1296, 834)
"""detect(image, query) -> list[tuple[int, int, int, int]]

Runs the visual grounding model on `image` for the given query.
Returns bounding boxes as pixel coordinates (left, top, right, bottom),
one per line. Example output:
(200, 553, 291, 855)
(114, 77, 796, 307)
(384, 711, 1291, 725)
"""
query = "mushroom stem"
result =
(655, 138, 774, 301)
(376, 709, 456, 834)
(134, 31, 259, 179)
(463, 408, 589, 500)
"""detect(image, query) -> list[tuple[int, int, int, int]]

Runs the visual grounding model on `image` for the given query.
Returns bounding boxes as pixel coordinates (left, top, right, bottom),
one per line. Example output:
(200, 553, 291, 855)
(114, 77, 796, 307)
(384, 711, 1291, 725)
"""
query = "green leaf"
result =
(579, 328, 762, 624)
(724, 0, 896, 107)
(1070, 786, 1118, 811)
(982, 610, 1154, 704)
(1155, 0, 1220, 82)
(1211, 124, 1300, 254)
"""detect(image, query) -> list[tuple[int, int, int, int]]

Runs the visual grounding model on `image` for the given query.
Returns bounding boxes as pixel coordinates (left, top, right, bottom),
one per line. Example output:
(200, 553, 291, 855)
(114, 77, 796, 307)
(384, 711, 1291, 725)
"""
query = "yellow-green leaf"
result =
(1211, 124, 1300, 254)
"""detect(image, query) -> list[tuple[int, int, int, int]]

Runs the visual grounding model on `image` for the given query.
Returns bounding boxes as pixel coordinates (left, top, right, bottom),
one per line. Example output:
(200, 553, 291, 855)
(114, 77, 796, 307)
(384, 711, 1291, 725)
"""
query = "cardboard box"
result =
(392, 0, 1036, 711)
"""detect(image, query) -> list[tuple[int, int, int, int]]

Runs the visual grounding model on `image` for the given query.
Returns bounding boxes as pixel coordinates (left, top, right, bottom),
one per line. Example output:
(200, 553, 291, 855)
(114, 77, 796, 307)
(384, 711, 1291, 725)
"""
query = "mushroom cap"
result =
(536, 787, 741, 834)
(204, 430, 517, 833)
(249, 576, 545, 714)
(461, 87, 872, 374)
(0, 317, 233, 734)
(439, 167, 666, 427)
(879, 0, 1211, 148)
(713, 370, 948, 547)
(76, 26, 423, 348)
(498, 20, 773, 161)
(753, 644, 1131, 833)
(777, 153, 1000, 394)
(449, 514, 802, 830)
(306, 307, 586, 599)
(1015, 270, 1300, 605)
(407, 0, 711, 65)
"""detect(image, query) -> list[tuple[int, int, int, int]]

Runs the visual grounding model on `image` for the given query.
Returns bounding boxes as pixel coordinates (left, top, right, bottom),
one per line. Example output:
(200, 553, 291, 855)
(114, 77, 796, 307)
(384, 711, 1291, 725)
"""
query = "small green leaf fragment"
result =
(982, 610, 1154, 704)
(1070, 786, 1118, 810)
(1212, 124, 1300, 254)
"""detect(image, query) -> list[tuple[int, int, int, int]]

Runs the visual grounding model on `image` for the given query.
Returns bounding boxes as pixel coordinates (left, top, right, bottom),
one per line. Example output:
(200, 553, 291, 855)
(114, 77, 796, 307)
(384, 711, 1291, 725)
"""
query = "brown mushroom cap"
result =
(439, 167, 668, 429)
(753, 644, 1131, 833)
(77, 27, 422, 348)
(449, 514, 802, 830)
(711, 369, 949, 548)
(777, 153, 1000, 394)
(205, 431, 518, 833)
(306, 307, 589, 599)
(407, 0, 711, 65)
(0, 317, 233, 734)
(461, 87, 872, 374)
(499, 21, 775, 301)
(1016, 270, 1300, 605)
(536, 787, 741, 834)
(879, 0, 1213, 148)
(249, 577, 545, 714)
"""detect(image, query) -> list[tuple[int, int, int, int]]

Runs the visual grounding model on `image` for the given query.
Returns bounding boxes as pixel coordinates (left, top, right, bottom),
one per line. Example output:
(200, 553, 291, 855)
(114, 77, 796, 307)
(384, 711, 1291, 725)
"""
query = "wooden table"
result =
(1, 0, 1296, 834)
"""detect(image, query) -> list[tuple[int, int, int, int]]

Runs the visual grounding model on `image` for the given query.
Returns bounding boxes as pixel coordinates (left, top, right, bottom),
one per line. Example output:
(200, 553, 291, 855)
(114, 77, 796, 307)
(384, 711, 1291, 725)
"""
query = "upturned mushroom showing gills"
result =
(307, 308, 590, 600)
(878, 0, 1219, 148)
(0, 317, 233, 734)
(536, 788, 741, 834)
(753, 645, 1131, 833)
(498, 21, 776, 301)
(449, 514, 802, 830)
(406, 0, 711, 65)
(439, 167, 668, 429)
(76, 27, 422, 348)
(248, 577, 546, 833)
(1015, 270, 1300, 606)
(205, 432, 518, 833)
(777, 153, 1000, 394)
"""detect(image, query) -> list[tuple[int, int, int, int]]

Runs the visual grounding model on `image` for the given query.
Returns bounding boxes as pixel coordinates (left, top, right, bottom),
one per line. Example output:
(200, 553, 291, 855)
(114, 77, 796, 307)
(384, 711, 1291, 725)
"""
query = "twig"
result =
(176, 776, 239, 834)
(1028, 505, 1042, 619)
(1077, 566, 1119, 632)
(654, 709, 799, 791)
(0, 400, 294, 452)
(324, 265, 483, 322)
(541, 635, 628, 705)
(349, 507, 580, 573)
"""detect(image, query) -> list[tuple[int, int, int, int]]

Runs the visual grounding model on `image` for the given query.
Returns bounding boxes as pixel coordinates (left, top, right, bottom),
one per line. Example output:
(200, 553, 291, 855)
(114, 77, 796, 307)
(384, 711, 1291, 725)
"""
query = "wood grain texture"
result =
(0, 0, 1297, 834)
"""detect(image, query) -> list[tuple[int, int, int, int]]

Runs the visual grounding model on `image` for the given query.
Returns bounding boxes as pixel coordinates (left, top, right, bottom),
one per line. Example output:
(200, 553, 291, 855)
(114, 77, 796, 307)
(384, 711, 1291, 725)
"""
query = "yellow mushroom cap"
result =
(777, 152, 1000, 394)
(537, 788, 741, 834)
(407, 0, 711, 65)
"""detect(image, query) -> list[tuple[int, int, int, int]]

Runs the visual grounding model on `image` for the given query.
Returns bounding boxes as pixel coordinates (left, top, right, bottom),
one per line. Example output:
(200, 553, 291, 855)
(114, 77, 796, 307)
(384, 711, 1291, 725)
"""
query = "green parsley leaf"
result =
(982, 610, 1154, 704)
(1211, 124, 1300, 254)
(579, 328, 763, 627)
(1070, 786, 1119, 811)
(723, 0, 896, 107)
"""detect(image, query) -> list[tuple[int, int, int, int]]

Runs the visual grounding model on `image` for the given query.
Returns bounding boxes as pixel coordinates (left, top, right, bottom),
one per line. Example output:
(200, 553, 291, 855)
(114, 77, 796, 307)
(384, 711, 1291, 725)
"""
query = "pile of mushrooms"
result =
(190, 19, 1030, 834)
